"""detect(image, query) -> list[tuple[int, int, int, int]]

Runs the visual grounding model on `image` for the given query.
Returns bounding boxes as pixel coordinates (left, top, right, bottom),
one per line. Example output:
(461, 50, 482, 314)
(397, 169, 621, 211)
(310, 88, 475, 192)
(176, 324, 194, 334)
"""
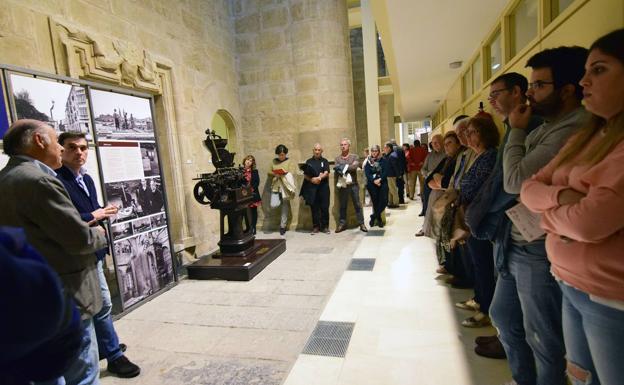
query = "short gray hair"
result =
(3, 119, 51, 156)
(370, 144, 380, 152)
(454, 117, 471, 131)
(340, 138, 351, 145)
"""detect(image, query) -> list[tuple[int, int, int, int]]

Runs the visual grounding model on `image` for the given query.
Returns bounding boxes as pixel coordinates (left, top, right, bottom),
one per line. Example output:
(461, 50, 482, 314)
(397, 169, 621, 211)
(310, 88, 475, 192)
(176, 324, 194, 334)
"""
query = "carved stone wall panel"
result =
(49, 17, 162, 94)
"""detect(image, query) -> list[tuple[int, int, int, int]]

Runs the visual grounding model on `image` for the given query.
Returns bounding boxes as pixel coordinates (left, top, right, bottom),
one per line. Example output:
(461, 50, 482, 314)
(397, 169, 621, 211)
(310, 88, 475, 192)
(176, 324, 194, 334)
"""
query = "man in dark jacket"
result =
(57, 132, 140, 378)
(300, 143, 330, 233)
(384, 142, 400, 208)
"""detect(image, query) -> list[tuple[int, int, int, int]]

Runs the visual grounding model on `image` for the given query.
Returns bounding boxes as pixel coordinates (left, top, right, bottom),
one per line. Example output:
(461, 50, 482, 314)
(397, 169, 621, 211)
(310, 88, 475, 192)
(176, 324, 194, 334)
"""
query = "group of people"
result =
(242, 137, 432, 236)
(416, 29, 623, 385)
(1, 126, 140, 384)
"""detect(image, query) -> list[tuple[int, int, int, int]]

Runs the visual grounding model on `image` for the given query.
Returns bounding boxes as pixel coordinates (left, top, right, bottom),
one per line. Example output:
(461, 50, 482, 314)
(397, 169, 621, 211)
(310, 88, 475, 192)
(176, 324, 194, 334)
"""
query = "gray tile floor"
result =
(100, 228, 365, 384)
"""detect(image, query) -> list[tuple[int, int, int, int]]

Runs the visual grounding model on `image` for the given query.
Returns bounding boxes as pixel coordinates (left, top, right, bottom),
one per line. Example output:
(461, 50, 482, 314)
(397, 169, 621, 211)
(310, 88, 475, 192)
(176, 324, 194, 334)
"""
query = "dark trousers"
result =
(397, 175, 405, 203)
(420, 183, 432, 215)
(250, 207, 258, 232)
(466, 236, 495, 313)
(311, 186, 330, 229)
(367, 183, 387, 223)
(445, 243, 473, 286)
(338, 184, 364, 225)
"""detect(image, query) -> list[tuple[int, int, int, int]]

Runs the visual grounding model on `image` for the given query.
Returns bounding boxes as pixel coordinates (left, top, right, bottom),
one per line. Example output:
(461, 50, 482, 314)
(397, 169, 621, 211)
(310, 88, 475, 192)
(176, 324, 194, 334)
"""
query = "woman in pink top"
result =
(521, 29, 624, 385)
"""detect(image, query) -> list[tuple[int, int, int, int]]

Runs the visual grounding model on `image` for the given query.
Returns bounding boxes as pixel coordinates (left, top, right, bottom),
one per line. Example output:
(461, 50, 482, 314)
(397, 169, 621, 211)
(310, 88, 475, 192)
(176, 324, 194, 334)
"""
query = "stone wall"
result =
(0, 0, 241, 257)
(379, 94, 394, 144)
(349, 27, 368, 154)
(233, 0, 357, 229)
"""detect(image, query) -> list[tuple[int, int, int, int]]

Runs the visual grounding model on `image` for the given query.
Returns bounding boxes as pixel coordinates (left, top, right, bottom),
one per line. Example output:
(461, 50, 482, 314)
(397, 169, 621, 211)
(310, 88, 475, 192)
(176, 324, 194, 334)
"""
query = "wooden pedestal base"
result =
(187, 239, 286, 281)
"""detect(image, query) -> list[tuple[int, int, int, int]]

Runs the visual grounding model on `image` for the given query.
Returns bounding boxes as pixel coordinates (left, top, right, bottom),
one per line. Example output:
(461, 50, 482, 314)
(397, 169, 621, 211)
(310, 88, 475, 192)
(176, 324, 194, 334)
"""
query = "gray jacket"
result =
(503, 107, 587, 242)
(0, 157, 107, 318)
(504, 107, 587, 194)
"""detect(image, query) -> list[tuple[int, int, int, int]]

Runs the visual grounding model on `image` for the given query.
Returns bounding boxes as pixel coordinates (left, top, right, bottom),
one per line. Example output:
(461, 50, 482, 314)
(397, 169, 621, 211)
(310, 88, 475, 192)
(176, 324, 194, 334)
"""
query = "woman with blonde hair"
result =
(521, 29, 624, 385)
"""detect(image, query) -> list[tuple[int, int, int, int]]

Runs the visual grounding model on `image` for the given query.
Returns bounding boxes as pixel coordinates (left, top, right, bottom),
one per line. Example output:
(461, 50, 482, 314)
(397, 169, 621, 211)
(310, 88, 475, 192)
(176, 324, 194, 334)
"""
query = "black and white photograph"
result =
(105, 180, 141, 223)
(106, 177, 164, 223)
(111, 222, 133, 241)
(91, 89, 154, 141)
(9, 73, 92, 139)
(113, 228, 174, 309)
(149, 228, 175, 290)
(140, 142, 160, 177)
(131, 217, 152, 234)
(136, 177, 164, 216)
(150, 213, 167, 228)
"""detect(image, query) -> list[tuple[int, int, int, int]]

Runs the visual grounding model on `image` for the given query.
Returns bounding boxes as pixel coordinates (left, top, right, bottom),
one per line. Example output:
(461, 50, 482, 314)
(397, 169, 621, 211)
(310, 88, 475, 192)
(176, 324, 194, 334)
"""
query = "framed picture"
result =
(7, 73, 93, 140)
(0, 71, 10, 138)
(90, 89, 154, 141)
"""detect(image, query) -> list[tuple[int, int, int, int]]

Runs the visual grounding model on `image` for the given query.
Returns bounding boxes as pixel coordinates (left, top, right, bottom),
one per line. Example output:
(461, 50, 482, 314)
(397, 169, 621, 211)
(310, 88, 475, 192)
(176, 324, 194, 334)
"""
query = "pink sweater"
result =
(521, 133, 624, 301)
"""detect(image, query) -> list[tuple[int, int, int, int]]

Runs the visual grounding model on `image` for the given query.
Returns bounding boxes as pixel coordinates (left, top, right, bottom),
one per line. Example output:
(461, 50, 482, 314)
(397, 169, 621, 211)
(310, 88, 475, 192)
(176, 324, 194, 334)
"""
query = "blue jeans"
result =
(490, 242, 566, 385)
(36, 318, 99, 385)
(337, 184, 364, 225)
(94, 260, 123, 363)
(560, 283, 624, 385)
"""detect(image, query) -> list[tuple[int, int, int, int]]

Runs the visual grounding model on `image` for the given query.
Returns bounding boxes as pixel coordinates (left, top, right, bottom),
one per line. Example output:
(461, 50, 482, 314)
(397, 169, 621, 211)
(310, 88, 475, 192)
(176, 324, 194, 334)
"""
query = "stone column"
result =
(235, 0, 356, 230)
(361, 0, 381, 148)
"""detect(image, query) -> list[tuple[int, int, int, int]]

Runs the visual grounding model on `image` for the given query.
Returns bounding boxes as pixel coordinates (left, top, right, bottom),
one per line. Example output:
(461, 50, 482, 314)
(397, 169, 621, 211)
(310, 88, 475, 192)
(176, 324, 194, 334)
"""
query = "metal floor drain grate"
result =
(366, 229, 385, 236)
(301, 321, 355, 357)
(348, 258, 376, 271)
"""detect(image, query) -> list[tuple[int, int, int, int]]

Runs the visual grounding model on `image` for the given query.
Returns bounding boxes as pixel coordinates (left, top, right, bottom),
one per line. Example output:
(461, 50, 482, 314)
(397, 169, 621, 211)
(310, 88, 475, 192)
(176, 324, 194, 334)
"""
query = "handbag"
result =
(270, 191, 281, 208)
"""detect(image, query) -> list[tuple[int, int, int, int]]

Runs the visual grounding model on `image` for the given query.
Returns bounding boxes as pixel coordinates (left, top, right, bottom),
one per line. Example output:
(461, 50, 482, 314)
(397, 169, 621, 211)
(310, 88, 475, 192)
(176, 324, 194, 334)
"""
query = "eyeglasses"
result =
(528, 80, 555, 90)
(487, 88, 510, 100)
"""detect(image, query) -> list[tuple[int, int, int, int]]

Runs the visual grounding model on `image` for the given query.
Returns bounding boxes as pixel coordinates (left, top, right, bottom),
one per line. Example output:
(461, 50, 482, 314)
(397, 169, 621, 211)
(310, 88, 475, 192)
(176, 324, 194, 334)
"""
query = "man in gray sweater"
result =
(489, 46, 589, 385)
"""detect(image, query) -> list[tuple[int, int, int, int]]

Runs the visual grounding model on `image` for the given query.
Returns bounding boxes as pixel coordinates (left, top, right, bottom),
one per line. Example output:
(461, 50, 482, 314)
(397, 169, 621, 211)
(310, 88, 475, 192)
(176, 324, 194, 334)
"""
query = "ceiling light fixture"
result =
(449, 60, 463, 69)
(492, 63, 501, 70)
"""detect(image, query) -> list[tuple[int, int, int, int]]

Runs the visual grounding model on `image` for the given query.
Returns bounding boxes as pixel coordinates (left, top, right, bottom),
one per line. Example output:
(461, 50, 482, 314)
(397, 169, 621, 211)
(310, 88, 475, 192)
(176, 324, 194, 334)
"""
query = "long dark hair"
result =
(555, 28, 624, 167)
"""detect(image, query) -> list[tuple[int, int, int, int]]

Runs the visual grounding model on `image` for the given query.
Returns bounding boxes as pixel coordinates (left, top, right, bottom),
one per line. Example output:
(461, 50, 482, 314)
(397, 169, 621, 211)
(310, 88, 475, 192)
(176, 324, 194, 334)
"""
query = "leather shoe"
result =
(279, 227, 286, 235)
(335, 225, 346, 233)
(462, 312, 491, 328)
(311, 227, 320, 234)
(415, 230, 425, 237)
(474, 337, 507, 359)
(475, 335, 499, 346)
(107, 355, 141, 378)
(369, 217, 375, 227)
(359, 224, 368, 232)
(322, 227, 330, 234)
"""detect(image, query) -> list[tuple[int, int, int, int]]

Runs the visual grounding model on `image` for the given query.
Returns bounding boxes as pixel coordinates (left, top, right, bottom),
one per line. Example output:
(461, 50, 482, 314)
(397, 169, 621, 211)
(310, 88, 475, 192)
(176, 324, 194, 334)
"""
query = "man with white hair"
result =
(0, 119, 107, 384)
(419, 134, 446, 216)
(300, 143, 330, 233)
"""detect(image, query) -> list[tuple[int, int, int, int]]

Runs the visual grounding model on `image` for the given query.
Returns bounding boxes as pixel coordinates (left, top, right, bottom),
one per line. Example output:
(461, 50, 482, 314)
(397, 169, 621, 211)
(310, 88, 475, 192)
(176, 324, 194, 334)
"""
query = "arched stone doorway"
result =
(210, 109, 238, 158)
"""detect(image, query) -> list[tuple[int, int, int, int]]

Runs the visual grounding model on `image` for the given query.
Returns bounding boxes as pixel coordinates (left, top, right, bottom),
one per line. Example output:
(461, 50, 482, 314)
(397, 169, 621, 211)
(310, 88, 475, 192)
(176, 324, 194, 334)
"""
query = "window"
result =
(463, 68, 473, 101)
(511, 0, 538, 57)
(550, 0, 575, 20)
(488, 29, 502, 78)
(472, 55, 482, 90)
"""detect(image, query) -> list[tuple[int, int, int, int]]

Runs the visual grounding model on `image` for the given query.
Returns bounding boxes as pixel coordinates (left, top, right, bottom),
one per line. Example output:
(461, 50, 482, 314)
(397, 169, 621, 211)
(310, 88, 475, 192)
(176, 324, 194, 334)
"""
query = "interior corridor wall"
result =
(434, 0, 624, 135)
